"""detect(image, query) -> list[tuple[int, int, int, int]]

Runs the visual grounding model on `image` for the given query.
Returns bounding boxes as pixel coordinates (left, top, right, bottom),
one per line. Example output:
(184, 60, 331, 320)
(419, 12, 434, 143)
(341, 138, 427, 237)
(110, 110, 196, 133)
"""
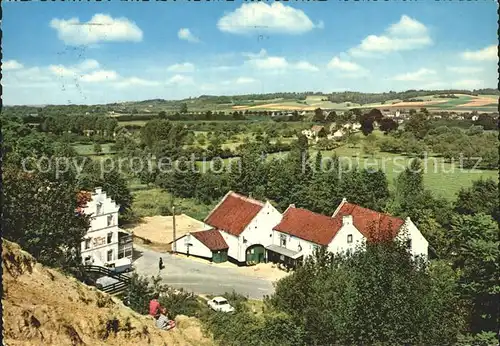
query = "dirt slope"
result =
(2, 239, 214, 346)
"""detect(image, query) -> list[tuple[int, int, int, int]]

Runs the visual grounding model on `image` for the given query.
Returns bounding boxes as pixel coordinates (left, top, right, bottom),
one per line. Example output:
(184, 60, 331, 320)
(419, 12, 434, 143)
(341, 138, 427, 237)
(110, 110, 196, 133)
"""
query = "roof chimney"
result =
(289, 204, 296, 208)
(342, 215, 353, 226)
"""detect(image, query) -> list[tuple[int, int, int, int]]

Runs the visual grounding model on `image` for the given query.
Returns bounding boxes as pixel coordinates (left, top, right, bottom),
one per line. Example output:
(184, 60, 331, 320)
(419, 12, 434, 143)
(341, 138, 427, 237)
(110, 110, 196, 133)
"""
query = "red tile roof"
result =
(311, 125, 324, 133)
(273, 206, 343, 246)
(204, 191, 265, 237)
(333, 202, 405, 241)
(191, 229, 228, 251)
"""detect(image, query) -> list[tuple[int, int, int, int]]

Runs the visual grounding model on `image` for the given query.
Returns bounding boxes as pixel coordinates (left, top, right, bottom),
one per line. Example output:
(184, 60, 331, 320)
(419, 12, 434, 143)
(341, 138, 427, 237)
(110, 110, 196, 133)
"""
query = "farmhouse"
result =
(301, 125, 325, 141)
(170, 192, 429, 268)
(202, 191, 283, 265)
(172, 228, 229, 263)
(78, 188, 133, 268)
(267, 199, 428, 268)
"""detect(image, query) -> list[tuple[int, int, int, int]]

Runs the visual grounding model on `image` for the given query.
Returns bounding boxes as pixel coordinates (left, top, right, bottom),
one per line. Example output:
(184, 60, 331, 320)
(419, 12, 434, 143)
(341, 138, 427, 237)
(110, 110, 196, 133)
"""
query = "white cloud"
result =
(349, 15, 431, 56)
(49, 59, 102, 78)
(77, 59, 100, 70)
(49, 64, 77, 77)
(167, 62, 196, 73)
(50, 14, 143, 45)
(247, 56, 289, 70)
(392, 68, 436, 81)
(217, 2, 321, 35)
(178, 28, 200, 43)
(327, 57, 363, 72)
(242, 49, 268, 59)
(387, 15, 429, 37)
(295, 61, 319, 72)
(166, 74, 194, 85)
(451, 79, 484, 89)
(80, 70, 119, 82)
(243, 50, 318, 73)
(236, 77, 257, 84)
(461, 45, 497, 61)
(446, 66, 483, 74)
(113, 77, 161, 88)
(3, 60, 24, 71)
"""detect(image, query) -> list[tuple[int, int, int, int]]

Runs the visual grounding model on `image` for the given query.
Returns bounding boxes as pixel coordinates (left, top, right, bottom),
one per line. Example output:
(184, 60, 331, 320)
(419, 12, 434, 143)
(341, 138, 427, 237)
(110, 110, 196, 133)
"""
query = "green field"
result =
(73, 143, 115, 156)
(190, 144, 497, 201)
(430, 95, 473, 108)
(302, 146, 497, 201)
(130, 185, 216, 220)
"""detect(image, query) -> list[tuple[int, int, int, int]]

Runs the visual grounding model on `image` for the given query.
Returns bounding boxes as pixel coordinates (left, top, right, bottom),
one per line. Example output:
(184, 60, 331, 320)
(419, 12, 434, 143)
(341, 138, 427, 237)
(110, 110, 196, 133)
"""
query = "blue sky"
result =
(3, 1, 498, 105)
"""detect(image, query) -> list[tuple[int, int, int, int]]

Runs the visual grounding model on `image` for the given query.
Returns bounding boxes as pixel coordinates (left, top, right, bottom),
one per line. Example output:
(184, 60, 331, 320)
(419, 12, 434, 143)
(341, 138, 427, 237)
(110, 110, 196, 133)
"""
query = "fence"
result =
(83, 265, 131, 295)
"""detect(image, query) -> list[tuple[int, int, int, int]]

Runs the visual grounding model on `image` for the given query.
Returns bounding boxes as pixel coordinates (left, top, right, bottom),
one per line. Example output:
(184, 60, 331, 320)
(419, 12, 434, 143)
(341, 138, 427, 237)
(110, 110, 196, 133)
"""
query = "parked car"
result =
(207, 296, 235, 313)
(104, 257, 133, 274)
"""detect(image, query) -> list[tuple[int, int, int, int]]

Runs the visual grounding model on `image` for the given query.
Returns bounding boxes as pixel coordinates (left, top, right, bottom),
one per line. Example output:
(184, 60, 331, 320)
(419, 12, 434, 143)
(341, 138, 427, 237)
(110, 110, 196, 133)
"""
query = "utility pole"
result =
(172, 205, 177, 254)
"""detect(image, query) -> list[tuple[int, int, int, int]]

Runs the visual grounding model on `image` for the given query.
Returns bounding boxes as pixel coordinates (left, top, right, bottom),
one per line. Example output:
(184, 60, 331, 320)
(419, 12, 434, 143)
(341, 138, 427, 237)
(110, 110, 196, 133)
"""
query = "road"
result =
(132, 245, 275, 299)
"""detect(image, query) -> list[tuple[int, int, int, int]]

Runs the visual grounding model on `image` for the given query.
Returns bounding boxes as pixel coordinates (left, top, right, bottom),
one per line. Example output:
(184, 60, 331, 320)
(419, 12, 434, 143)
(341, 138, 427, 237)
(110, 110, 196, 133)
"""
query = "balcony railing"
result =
(118, 235, 133, 245)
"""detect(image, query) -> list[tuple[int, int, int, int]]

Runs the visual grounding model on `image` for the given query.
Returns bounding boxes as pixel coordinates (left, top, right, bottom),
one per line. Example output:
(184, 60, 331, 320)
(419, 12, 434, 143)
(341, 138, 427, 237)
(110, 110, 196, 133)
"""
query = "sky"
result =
(2, 1, 498, 105)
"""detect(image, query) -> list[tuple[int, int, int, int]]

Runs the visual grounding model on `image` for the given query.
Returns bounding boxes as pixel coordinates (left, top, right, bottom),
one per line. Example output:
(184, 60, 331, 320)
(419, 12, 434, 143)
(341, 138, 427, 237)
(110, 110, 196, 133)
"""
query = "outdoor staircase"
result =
(83, 265, 131, 295)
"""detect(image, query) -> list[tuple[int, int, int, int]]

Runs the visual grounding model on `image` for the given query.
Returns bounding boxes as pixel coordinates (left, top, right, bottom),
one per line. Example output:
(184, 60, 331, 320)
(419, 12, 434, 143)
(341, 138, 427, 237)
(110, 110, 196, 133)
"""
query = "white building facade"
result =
(79, 187, 133, 266)
(268, 199, 429, 268)
(201, 191, 283, 265)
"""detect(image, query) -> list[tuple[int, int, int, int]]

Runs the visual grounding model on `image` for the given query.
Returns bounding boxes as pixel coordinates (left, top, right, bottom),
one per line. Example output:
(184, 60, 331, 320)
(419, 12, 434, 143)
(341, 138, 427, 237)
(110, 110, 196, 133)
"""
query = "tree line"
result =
(2, 108, 498, 344)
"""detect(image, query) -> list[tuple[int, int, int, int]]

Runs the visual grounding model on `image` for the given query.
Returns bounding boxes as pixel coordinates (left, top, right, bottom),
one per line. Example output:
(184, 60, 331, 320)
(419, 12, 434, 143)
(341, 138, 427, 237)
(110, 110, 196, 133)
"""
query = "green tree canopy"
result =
(269, 242, 466, 345)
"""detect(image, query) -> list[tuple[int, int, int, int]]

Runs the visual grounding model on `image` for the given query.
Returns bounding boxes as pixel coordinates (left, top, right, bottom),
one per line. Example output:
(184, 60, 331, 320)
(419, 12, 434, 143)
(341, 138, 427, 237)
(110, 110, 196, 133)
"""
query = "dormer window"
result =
(280, 234, 287, 247)
(96, 202, 102, 215)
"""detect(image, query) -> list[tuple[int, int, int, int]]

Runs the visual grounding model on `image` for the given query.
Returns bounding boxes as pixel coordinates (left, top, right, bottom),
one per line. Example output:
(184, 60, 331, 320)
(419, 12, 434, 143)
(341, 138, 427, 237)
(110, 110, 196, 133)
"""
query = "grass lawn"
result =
(73, 143, 115, 156)
(302, 145, 498, 201)
(130, 185, 216, 221)
(429, 95, 473, 109)
(117, 120, 148, 126)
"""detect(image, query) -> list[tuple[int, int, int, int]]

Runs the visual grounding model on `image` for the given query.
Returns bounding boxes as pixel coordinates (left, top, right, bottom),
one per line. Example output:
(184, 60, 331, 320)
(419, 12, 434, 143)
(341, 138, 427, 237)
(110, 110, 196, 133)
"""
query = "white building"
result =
(342, 122, 362, 132)
(171, 192, 429, 268)
(172, 191, 283, 265)
(301, 125, 325, 142)
(172, 228, 229, 263)
(78, 188, 133, 267)
(267, 199, 428, 268)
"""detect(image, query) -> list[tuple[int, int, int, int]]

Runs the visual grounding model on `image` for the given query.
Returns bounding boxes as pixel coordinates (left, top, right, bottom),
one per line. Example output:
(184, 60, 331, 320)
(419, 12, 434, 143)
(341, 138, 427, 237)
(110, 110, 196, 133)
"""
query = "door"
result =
(245, 245, 265, 265)
(212, 250, 228, 263)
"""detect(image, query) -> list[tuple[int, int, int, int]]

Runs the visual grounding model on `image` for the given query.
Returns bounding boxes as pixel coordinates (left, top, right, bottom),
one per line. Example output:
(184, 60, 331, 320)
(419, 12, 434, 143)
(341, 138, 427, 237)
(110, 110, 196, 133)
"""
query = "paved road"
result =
(132, 245, 275, 299)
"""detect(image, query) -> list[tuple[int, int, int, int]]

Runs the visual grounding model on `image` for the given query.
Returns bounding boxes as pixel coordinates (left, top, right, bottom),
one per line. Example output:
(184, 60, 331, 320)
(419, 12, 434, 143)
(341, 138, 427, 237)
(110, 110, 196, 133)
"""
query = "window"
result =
(96, 202, 102, 215)
(107, 249, 113, 262)
(107, 232, 113, 244)
(280, 234, 287, 247)
(347, 234, 353, 243)
(107, 215, 113, 227)
(85, 238, 91, 249)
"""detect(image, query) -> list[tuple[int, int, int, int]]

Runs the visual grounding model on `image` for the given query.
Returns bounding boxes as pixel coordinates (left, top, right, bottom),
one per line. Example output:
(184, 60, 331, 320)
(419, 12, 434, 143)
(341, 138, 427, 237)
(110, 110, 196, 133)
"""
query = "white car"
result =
(207, 296, 235, 313)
